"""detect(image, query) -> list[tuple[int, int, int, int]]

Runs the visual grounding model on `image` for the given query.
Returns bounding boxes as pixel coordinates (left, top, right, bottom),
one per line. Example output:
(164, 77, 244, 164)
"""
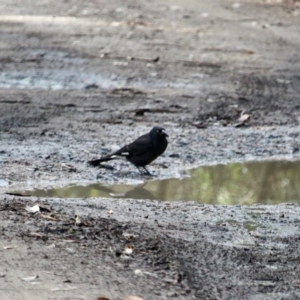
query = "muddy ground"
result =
(1, 0, 300, 299)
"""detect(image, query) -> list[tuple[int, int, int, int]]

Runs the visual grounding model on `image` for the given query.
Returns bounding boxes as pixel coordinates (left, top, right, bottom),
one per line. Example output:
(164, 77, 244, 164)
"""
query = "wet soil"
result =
(1, 0, 300, 299)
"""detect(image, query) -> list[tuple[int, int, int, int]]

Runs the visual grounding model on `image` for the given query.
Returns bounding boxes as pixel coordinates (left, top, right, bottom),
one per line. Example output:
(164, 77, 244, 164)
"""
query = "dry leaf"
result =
(51, 285, 77, 292)
(19, 275, 38, 282)
(125, 296, 144, 300)
(3, 246, 13, 250)
(134, 269, 143, 276)
(75, 215, 82, 225)
(124, 245, 134, 255)
(25, 205, 40, 213)
(238, 113, 250, 123)
(235, 111, 250, 127)
(113, 61, 128, 66)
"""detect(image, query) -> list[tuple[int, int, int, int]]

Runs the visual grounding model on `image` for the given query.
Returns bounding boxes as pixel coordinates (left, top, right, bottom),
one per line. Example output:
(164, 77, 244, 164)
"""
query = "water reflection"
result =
(24, 160, 300, 205)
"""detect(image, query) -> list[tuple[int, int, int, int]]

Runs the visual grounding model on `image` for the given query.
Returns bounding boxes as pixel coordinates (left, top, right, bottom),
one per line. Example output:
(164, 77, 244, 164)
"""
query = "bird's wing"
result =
(114, 133, 153, 157)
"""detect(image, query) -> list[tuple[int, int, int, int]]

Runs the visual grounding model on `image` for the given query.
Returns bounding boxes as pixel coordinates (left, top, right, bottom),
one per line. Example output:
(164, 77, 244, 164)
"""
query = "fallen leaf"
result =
(245, 50, 255, 55)
(51, 285, 77, 292)
(113, 61, 128, 66)
(75, 215, 82, 225)
(235, 111, 250, 127)
(95, 297, 111, 300)
(238, 112, 250, 123)
(19, 275, 38, 282)
(124, 245, 134, 255)
(3, 246, 13, 250)
(124, 296, 144, 300)
(134, 269, 143, 276)
(25, 205, 40, 213)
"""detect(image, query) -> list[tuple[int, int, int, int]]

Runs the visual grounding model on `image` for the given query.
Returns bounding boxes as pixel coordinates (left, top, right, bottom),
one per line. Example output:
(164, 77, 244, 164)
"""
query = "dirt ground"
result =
(1, 0, 300, 299)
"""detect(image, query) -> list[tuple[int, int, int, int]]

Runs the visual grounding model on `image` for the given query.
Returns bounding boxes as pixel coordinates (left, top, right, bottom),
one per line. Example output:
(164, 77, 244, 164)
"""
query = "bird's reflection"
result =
(87, 183, 156, 200)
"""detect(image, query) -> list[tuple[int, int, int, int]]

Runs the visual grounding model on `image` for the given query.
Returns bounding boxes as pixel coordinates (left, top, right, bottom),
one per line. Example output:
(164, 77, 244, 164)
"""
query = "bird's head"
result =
(151, 126, 169, 138)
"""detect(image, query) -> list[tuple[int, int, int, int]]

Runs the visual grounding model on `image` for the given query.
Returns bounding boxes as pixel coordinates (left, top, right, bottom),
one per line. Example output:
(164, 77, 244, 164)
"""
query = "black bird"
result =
(88, 126, 169, 175)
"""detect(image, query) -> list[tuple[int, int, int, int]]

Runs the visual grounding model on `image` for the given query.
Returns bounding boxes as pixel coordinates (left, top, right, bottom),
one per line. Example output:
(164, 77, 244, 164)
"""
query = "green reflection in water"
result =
(25, 160, 300, 205)
(215, 219, 259, 232)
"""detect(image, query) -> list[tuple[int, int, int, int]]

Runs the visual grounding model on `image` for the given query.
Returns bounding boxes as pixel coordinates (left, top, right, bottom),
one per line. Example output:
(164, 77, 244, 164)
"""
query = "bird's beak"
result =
(161, 129, 169, 137)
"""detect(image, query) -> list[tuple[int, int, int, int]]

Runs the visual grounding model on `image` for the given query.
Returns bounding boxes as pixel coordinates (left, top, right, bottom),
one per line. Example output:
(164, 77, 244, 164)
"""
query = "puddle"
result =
(216, 219, 258, 232)
(20, 160, 300, 205)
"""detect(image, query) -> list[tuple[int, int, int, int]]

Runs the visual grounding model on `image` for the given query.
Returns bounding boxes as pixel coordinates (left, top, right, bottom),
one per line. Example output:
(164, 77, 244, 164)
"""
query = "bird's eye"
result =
(156, 130, 160, 134)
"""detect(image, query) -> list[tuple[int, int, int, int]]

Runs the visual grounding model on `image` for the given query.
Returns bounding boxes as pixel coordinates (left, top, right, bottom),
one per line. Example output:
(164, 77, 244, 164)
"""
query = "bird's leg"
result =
(141, 166, 153, 176)
(135, 166, 152, 176)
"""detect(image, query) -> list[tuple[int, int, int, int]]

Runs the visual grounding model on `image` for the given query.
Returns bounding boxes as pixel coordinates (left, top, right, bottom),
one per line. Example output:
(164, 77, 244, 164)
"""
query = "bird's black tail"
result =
(87, 155, 115, 167)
